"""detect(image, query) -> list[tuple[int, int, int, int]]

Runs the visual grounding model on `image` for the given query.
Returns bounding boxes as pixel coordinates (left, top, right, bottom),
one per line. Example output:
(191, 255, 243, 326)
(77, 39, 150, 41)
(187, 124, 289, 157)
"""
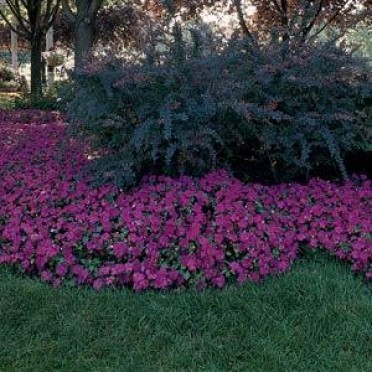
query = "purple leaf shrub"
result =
(0, 110, 371, 290)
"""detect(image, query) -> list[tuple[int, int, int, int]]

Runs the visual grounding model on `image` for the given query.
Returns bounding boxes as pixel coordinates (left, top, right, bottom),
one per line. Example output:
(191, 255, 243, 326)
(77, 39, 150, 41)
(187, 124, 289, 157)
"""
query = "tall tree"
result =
(163, 0, 370, 45)
(53, 1, 145, 56)
(62, 0, 103, 67)
(0, 0, 61, 101)
(247, 0, 370, 45)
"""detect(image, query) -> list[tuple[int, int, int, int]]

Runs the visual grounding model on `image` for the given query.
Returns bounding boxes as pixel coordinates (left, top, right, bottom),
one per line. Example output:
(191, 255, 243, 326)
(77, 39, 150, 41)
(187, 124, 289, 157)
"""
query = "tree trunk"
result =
(30, 34, 43, 102)
(42, 58, 47, 85)
(74, 19, 94, 67)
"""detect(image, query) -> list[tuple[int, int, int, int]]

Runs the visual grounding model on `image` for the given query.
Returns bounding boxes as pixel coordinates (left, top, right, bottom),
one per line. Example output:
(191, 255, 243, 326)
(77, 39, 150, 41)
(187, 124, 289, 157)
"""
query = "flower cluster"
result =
(0, 110, 371, 291)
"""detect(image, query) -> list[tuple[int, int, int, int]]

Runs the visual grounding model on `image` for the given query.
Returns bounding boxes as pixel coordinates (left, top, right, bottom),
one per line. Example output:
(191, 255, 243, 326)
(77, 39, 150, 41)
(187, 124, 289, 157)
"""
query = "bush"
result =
(66, 27, 371, 188)
(0, 62, 20, 93)
(0, 63, 15, 82)
(230, 39, 371, 181)
(0, 93, 16, 109)
(66, 24, 236, 188)
(14, 80, 73, 111)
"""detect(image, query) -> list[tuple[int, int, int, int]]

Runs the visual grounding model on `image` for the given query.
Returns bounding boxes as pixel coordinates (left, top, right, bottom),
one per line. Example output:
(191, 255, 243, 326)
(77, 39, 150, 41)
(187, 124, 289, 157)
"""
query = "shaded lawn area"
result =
(1, 252, 371, 372)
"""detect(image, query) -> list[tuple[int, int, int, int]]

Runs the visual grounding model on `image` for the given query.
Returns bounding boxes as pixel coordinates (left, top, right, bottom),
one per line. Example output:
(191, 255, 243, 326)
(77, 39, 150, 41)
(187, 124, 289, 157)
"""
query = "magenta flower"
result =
(0, 110, 370, 291)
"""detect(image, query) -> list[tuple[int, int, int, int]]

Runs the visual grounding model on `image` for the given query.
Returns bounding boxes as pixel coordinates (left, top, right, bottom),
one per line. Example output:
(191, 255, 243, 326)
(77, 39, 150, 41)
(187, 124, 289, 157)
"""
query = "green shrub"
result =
(0, 64, 15, 82)
(14, 80, 72, 111)
(0, 93, 16, 109)
(0, 62, 20, 93)
(66, 27, 371, 189)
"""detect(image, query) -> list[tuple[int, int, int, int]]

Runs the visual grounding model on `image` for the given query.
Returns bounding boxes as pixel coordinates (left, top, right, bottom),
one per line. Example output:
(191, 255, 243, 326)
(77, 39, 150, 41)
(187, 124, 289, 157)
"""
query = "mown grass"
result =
(0, 251, 371, 372)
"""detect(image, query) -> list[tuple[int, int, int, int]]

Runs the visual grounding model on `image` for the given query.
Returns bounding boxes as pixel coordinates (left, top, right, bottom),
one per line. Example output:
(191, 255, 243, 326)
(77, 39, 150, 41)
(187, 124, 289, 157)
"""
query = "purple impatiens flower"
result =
(0, 110, 371, 291)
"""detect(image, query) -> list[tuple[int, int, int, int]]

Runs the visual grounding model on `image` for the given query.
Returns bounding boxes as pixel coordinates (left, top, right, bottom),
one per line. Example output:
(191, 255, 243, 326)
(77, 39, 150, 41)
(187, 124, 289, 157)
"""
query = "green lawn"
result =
(0, 252, 371, 372)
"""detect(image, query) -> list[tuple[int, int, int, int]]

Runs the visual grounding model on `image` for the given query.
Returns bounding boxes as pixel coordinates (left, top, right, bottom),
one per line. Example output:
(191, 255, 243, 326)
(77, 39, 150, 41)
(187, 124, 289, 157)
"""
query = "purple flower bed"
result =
(0, 110, 371, 291)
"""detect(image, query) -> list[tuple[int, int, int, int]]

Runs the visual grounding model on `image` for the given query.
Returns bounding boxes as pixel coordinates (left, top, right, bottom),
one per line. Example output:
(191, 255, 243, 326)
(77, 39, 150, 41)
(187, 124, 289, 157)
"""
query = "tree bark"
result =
(0, 0, 60, 103)
(63, 0, 102, 68)
(74, 17, 94, 66)
(30, 34, 43, 102)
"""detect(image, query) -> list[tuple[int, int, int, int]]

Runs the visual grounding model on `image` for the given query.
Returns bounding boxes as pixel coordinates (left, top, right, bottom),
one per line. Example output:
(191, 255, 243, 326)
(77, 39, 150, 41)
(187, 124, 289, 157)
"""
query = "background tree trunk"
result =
(75, 18, 93, 66)
(0, 0, 60, 103)
(30, 34, 43, 102)
(62, 0, 102, 67)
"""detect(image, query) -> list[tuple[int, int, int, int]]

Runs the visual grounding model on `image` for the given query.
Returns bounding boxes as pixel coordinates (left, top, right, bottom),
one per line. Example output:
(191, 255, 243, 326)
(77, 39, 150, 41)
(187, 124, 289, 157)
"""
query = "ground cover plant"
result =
(0, 110, 371, 291)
